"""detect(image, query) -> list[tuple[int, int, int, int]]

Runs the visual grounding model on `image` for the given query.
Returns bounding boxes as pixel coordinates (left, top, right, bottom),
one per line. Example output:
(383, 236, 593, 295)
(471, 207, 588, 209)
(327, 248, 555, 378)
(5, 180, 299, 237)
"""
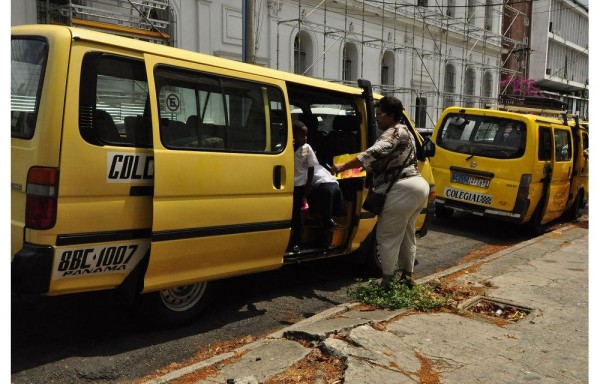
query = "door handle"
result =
(273, 165, 285, 189)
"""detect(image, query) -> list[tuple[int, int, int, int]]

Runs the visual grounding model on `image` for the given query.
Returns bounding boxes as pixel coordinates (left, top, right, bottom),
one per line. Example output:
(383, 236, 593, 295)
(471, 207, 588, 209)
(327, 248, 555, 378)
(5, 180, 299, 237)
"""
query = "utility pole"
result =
(243, 0, 256, 64)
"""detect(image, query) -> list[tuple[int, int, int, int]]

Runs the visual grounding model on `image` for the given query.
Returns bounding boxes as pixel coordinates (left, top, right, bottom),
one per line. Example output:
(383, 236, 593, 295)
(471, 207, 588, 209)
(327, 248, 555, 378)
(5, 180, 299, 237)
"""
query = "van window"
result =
(154, 66, 286, 153)
(554, 129, 572, 161)
(80, 54, 151, 147)
(538, 126, 552, 161)
(436, 113, 526, 159)
(11, 38, 48, 139)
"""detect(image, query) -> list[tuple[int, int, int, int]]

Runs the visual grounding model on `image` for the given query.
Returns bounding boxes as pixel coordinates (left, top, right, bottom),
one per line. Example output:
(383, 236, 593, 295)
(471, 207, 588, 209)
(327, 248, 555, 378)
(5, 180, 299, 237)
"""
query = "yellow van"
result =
(429, 100, 588, 235)
(11, 25, 434, 326)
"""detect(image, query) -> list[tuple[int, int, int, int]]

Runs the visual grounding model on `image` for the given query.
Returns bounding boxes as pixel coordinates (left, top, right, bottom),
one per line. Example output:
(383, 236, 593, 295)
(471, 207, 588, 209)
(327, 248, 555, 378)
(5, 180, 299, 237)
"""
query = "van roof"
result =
(441, 106, 569, 126)
(12, 24, 364, 97)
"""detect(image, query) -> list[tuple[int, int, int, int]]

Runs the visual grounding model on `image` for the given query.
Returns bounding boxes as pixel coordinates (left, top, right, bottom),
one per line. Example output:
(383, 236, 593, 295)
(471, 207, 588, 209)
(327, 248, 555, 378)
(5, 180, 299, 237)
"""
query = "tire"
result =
(564, 190, 583, 221)
(435, 203, 453, 219)
(365, 232, 383, 277)
(142, 281, 212, 328)
(526, 202, 545, 237)
(353, 230, 382, 277)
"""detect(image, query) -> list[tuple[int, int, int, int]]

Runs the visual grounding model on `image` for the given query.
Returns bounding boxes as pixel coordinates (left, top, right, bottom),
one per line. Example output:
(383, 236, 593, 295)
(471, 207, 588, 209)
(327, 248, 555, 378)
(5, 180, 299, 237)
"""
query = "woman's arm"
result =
(331, 157, 363, 175)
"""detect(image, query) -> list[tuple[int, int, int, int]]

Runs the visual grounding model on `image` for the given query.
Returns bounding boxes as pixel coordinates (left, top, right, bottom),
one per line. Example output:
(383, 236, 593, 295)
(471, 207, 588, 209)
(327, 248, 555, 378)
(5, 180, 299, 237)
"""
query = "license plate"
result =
(444, 187, 493, 205)
(451, 172, 490, 189)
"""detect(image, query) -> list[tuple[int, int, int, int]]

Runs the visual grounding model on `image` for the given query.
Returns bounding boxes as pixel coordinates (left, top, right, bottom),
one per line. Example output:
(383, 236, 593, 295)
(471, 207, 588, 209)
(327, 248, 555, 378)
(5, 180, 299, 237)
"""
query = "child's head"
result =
(292, 120, 308, 146)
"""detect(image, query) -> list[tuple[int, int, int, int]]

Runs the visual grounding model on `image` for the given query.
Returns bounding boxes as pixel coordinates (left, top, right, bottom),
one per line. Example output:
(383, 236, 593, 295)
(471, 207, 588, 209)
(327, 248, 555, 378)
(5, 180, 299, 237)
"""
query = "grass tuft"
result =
(348, 278, 448, 311)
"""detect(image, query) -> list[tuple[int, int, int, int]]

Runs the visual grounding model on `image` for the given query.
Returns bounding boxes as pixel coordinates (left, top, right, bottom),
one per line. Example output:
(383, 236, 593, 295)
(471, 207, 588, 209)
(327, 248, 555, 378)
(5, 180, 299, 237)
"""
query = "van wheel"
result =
(565, 191, 583, 220)
(526, 203, 545, 237)
(435, 204, 453, 219)
(357, 231, 382, 277)
(142, 282, 212, 328)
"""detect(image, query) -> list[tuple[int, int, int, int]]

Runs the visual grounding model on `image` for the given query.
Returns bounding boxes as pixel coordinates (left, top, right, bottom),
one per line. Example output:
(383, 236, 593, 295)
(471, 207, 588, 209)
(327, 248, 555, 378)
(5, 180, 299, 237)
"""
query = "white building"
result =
(529, 0, 588, 118)
(12, 0, 506, 134)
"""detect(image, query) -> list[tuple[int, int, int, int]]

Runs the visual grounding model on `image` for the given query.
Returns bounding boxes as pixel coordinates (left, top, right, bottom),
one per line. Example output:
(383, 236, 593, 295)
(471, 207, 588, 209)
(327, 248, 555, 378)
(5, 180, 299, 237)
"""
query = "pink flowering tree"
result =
(500, 78, 545, 97)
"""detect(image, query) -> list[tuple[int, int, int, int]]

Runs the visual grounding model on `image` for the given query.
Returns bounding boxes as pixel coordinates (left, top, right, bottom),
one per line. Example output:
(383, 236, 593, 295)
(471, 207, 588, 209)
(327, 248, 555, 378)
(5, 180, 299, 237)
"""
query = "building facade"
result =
(529, 0, 588, 118)
(501, 0, 532, 84)
(13, 0, 508, 133)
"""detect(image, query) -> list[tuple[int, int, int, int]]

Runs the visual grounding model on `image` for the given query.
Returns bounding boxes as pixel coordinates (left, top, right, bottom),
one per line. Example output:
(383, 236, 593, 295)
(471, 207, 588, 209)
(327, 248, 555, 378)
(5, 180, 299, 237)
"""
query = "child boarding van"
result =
(11, 25, 435, 326)
(429, 97, 588, 235)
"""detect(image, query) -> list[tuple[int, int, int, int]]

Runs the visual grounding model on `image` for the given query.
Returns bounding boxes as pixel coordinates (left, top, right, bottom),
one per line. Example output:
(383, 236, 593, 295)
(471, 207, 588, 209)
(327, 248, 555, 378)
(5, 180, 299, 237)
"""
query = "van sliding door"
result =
(143, 54, 293, 292)
(542, 125, 573, 222)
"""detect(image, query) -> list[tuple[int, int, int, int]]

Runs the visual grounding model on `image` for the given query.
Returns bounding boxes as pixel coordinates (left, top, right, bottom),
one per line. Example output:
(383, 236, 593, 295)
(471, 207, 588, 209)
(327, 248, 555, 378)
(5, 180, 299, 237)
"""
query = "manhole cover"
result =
(459, 296, 533, 324)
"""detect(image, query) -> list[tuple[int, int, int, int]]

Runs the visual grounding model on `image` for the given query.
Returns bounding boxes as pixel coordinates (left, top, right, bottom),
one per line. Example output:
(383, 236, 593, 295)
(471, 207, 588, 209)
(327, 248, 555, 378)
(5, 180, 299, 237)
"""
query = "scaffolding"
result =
(274, 0, 520, 132)
(36, 0, 176, 45)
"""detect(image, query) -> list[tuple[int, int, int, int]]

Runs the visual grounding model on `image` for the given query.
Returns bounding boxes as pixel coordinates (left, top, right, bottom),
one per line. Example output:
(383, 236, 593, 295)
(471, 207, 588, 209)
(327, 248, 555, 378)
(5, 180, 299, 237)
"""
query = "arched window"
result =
(446, 0, 455, 17)
(444, 63, 456, 108)
(381, 50, 395, 94)
(467, 0, 476, 26)
(482, 71, 493, 99)
(294, 31, 313, 76)
(484, 0, 494, 31)
(464, 67, 476, 107)
(342, 43, 358, 83)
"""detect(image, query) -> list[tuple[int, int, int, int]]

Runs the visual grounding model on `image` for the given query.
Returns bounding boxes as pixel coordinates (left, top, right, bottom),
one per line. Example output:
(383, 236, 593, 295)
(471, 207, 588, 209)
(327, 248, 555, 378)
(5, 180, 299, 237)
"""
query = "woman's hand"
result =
(331, 163, 345, 175)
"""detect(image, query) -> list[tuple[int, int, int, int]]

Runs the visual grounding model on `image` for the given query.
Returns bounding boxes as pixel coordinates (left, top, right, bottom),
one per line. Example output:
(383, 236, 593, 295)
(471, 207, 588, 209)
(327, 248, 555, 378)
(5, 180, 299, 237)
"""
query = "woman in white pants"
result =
(331, 96, 429, 287)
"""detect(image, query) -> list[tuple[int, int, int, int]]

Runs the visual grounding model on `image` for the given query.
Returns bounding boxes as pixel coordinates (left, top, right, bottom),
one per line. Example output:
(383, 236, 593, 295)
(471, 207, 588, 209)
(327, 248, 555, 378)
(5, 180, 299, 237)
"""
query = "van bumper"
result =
(12, 243, 53, 294)
(435, 198, 530, 224)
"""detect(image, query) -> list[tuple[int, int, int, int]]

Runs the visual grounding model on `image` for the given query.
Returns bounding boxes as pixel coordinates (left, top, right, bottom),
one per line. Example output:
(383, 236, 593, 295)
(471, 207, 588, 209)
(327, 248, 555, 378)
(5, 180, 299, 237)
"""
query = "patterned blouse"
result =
(357, 123, 419, 190)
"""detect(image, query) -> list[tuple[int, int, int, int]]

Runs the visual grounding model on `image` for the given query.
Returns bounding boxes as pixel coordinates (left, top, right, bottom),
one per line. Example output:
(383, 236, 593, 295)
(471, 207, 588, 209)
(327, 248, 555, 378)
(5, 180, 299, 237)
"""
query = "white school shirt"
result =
(294, 143, 319, 186)
(311, 164, 339, 185)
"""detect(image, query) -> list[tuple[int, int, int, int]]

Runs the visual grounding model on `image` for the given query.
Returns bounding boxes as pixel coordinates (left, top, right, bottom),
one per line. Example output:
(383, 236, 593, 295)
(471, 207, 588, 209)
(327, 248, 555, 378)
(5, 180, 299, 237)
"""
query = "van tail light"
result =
(25, 167, 58, 230)
(428, 185, 436, 203)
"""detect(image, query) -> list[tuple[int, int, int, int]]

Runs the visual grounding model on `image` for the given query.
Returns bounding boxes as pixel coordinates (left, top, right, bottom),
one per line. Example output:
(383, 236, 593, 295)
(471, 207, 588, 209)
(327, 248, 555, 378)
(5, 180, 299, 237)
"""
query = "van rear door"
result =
(11, 36, 53, 258)
(433, 112, 528, 215)
(143, 55, 293, 292)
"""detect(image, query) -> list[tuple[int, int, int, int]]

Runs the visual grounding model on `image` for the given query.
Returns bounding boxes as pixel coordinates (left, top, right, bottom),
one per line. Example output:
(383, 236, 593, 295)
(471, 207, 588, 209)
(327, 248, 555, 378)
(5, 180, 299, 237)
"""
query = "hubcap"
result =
(159, 282, 207, 312)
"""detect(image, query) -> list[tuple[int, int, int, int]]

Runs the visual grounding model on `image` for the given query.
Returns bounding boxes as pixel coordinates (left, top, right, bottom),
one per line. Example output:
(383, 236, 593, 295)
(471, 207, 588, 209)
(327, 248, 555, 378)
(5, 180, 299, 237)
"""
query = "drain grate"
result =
(459, 296, 533, 324)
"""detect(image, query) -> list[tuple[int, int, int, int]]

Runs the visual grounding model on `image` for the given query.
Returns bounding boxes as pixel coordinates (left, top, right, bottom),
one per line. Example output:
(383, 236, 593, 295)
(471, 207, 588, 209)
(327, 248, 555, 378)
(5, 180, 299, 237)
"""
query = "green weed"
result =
(348, 279, 448, 311)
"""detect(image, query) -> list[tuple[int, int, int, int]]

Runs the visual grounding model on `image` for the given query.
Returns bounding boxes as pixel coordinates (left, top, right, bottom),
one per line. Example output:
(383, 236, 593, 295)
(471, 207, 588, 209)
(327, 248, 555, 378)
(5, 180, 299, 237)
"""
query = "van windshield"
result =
(436, 113, 526, 159)
(11, 38, 48, 139)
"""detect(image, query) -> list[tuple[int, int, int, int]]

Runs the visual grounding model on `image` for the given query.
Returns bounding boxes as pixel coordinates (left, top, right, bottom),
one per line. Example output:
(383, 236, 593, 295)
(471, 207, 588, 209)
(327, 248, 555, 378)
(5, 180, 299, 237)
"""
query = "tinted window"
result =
(154, 66, 286, 153)
(538, 126, 552, 161)
(554, 129, 572, 161)
(80, 54, 151, 147)
(11, 38, 48, 139)
(436, 113, 526, 159)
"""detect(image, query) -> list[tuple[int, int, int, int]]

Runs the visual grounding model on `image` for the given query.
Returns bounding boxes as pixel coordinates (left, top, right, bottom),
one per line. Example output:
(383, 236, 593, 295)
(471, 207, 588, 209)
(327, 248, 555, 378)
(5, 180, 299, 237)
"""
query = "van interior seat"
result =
(94, 109, 123, 144)
(504, 128, 522, 147)
(14, 111, 35, 137)
(329, 115, 360, 157)
(186, 115, 226, 148)
(124, 116, 152, 147)
(160, 118, 192, 146)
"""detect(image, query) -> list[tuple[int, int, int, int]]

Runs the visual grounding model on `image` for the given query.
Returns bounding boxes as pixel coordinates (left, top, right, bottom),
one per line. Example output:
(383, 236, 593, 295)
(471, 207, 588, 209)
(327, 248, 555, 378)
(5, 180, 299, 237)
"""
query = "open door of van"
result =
(541, 124, 574, 223)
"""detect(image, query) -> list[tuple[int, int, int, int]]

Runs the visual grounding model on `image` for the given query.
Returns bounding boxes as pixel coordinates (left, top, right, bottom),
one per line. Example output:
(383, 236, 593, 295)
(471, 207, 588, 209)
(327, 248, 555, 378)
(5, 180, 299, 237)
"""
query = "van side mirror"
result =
(423, 138, 436, 158)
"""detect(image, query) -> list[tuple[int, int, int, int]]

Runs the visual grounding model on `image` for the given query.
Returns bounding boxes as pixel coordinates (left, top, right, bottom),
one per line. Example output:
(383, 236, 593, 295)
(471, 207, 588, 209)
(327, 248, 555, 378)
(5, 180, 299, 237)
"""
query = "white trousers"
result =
(376, 175, 429, 276)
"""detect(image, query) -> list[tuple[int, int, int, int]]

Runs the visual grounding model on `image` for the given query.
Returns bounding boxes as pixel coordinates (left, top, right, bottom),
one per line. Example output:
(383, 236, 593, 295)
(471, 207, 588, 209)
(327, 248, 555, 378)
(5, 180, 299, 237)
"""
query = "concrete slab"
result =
(283, 317, 370, 341)
(195, 339, 311, 384)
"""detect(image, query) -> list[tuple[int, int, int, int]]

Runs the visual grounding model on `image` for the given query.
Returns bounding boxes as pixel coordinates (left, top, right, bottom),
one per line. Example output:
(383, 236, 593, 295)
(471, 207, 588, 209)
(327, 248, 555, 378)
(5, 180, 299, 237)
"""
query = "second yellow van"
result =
(429, 101, 588, 235)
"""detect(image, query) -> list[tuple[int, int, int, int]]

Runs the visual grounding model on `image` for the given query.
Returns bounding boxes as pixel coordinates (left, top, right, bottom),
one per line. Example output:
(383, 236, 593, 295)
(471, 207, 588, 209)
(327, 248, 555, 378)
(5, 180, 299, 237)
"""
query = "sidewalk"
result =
(144, 224, 588, 384)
